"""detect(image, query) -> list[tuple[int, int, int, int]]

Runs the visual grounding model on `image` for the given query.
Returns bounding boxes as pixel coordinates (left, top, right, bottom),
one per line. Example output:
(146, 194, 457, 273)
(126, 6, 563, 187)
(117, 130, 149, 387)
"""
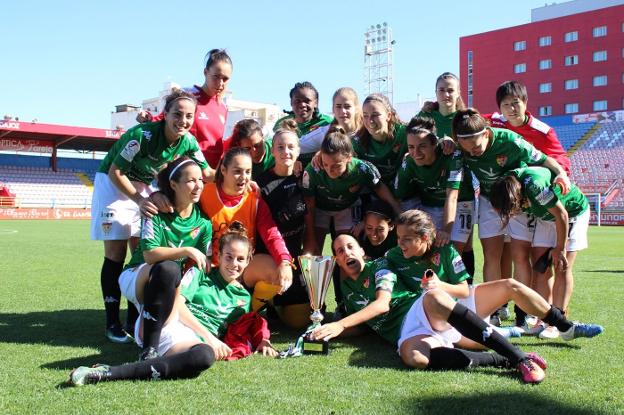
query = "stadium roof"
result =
(0, 119, 120, 153)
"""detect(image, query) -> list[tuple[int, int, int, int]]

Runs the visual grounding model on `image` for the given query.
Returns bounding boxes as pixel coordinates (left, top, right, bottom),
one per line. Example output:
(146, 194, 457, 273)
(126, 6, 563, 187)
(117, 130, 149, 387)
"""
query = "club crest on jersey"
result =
(363, 278, 370, 289)
(392, 142, 402, 153)
(142, 131, 152, 140)
(302, 171, 310, 188)
(101, 222, 112, 234)
(198, 112, 209, 120)
(496, 155, 507, 167)
(190, 226, 201, 240)
(431, 252, 440, 266)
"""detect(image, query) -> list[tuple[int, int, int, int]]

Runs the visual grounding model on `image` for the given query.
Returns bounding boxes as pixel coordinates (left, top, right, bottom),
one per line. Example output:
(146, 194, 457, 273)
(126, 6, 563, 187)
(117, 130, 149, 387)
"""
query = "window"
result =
(539, 59, 552, 70)
(593, 26, 607, 37)
(593, 51, 607, 62)
(564, 55, 578, 66)
(564, 31, 578, 42)
(539, 83, 552, 93)
(467, 50, 473, 65)
(514, 41, 526, 51)
(565, 103, 579, 114)
(593, 75, 608, 87)
(539, 36, 551, 47)
(565, 79, 579, 90)
(539, 106, 552, 117)
(514, 63, 526, 73)
(593, 100, 608, 111)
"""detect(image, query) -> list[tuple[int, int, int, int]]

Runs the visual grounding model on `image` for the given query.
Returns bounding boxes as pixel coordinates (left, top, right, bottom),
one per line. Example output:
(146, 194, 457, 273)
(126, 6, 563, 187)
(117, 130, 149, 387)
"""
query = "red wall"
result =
(460, 5, 624, 116)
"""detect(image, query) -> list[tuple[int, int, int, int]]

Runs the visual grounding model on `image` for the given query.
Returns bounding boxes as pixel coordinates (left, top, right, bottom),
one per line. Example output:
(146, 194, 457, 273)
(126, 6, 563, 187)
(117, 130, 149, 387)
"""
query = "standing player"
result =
(273, 81, 333, 165)
(490, 167, 598, 338)
(91, 90, 211, 343)
(353, 93, 407, 187)
(138, 49, 232, 168)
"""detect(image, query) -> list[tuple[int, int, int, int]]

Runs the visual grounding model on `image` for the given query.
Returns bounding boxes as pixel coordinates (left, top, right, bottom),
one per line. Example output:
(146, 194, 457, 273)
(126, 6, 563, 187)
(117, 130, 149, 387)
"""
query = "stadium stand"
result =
(553, 122, 596, 151)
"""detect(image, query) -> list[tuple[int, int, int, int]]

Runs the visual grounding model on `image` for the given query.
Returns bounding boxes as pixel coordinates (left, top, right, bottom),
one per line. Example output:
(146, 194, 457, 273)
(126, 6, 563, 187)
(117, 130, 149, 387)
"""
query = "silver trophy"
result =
(298, 254, 336, 354)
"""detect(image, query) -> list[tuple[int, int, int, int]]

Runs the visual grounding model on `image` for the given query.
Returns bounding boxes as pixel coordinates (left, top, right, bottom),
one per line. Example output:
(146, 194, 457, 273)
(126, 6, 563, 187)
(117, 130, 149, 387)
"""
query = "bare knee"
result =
(401, 349, 429, 370)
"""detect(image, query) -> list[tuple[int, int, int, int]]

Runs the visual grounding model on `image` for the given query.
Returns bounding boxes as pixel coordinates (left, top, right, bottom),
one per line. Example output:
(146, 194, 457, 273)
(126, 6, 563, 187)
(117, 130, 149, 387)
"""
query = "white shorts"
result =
(90, 172, 153, 240)
(315, 205, 358, 231)
(507, 212, 536, 243)
(135, 313, 199, 356)
(118, 263, 148, 310)
(421, 201, 474, 244)
(477, 195, 507, 239)
(532, 209, 590, 251)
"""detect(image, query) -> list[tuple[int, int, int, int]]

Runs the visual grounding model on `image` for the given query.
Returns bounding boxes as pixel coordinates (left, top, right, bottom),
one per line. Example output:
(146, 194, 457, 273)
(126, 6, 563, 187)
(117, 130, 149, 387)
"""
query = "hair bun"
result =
(226, 220, 247, 236)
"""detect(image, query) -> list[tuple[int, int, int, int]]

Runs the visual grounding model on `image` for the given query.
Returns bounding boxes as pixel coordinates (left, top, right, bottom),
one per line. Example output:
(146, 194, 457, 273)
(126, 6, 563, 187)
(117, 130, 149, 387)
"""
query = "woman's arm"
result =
(310, 290, 391, 341)
(373, 182, 402, 216)
(542, 157, 571, 194)
(176, 296, 231, 360)
(108, 162, 159, 217)
(547, 201, 569, 271)
(143, 246, 207, 271)
(439, 188, 459, 246)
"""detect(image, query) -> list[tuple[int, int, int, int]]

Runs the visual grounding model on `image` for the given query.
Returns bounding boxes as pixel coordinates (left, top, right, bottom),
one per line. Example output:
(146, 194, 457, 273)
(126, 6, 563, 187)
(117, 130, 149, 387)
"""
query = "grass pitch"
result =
(0, 221, 622, 414)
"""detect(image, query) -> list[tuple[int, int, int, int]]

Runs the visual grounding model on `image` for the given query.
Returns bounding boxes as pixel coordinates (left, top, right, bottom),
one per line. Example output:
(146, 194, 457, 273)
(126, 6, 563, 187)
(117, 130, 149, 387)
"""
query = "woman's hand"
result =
(434, 230, 450, 247)
(138, 196, 159, 218)
(421, 270, 440, 291)
(553, 174, 571, 195)
(553, 249, 568, 272)
(149, 191, 174, 213)
(275, 261, 293, 294)
(310, 322, 345, 342)
(293, 161, 304, 177)
(310, 151, 322, 170)
(255, 339, 278, 357)
(205, 337, 232, 360)
(185, 247, 208, 271)
(440, 136, 456, 155)
(135, 111, 152, 123)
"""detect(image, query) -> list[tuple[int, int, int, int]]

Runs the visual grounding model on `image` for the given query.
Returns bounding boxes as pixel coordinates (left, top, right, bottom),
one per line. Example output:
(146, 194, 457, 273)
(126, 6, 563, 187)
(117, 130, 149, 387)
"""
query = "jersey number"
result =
(459, 213, 472, 230)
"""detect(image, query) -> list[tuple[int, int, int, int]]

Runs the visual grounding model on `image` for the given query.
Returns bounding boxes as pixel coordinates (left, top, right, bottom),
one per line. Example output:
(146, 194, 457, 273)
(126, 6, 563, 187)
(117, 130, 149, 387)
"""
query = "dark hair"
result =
(435, 72, 466, 111)
(396, 210, 436, 259)
(495, 80, 528, 108)
(357, 93, 401, 152)
(163, 89, 197, 113)
(229, 119, 263, 149)
(215, 147, 251, 187)
(364, 199, 395, 223)
(205, 48, 232, 70)
(451, 108, 488, 141)
(157, 157, 199, 201)
(218, 221, 252, 259)
(289, 81, 320, 118)
(406, 115, 438, 146)
(489, 175, 524, 227)
(321, 126, 353, 157)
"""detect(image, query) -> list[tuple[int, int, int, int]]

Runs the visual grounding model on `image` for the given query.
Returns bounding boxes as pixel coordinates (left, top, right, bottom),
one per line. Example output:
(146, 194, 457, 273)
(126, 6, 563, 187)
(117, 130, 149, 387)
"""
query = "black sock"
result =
(447, 303, 526, 366)
(514, 304, 528, 327)
(107, 344, 214, 381)
(461, 250, 475, 285)
(101, 257, 124, 328)
(428, 347, 509, 370)
(126, 301, 139, 331)
(142, 261, 181, 351)
(541, 305, 573, 332)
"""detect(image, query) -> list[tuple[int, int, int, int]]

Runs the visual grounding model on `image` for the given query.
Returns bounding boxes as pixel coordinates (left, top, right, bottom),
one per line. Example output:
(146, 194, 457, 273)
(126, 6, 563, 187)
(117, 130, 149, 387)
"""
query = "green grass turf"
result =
(0, 220, 622, 414)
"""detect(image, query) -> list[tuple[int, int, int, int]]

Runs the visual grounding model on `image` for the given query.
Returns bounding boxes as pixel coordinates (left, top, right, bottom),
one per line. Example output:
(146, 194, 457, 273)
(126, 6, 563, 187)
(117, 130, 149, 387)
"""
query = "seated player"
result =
(358, 199, 397, 260)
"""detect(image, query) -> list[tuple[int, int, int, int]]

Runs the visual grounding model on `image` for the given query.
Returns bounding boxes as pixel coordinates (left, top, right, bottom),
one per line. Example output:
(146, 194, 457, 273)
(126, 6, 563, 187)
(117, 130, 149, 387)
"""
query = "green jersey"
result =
(341, 258, 418, 344)
(301, 158, 381, 211)
(125, 204, 212, 269)
(384, 244, 469, 297)
(99, 121, 208, 184)
(252, 138, 275, 179)
(462, 128, 546, 197)
(352, 123, 407, 186)
(394, 150, 473, 206)
(418, 110, 455, 138)
(181, 267, 251, 338)
(509, 167, 588, 220)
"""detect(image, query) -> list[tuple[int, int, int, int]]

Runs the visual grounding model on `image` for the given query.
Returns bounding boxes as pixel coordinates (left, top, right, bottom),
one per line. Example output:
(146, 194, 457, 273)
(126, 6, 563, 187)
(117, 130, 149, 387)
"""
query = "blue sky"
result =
(1, 0, 552, 128)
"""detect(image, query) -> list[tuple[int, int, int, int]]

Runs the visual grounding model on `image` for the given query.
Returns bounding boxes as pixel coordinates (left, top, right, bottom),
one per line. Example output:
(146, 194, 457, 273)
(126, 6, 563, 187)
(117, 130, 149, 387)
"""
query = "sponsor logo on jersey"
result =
(496, 155, 507, 167)
(190, 226, 201, 240)
(198, 112, 209, 120)
(535, 187, 555, 205)
(120, 140, 140, 162)
(529, 147, 543, 162)
(180, 267, 197, 288)
(142, 131, 152, 141)
(452, 255, 466, 273)
(302, 171, 310, 188)
(448, 169, 462, 182)
(142, 218, 154, 239)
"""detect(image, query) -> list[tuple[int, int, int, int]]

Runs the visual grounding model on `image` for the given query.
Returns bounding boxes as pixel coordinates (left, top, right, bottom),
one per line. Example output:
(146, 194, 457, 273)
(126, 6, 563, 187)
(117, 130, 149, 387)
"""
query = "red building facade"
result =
(459, 3, 624, 117)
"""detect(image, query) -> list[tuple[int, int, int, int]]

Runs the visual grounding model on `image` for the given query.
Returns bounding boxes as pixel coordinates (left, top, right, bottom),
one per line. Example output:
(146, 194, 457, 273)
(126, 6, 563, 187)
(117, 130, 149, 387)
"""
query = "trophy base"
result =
(302, 337, 329, 355)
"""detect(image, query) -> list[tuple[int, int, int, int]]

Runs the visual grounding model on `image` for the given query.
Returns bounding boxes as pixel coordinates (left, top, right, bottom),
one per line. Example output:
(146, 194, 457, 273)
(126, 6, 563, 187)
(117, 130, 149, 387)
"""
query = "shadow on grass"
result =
(584, 269, 624, 274)
(0, 309, 138, 364)
(401, 391, 608, 415)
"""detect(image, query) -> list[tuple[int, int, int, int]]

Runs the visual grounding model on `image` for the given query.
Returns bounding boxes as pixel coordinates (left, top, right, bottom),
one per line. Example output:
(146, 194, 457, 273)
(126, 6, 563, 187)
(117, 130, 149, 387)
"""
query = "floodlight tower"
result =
(364, 22, 395, 105)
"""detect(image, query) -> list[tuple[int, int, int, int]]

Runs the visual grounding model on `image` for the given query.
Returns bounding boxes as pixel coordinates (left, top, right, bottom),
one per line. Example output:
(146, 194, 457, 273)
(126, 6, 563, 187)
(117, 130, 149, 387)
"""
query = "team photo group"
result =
(70, 47, 604, 387)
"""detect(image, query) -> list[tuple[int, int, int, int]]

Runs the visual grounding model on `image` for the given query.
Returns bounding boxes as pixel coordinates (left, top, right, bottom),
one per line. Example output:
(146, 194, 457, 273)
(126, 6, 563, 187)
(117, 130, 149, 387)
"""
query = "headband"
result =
(455, 128, 487, 138)
(169, 159, 195, 180)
